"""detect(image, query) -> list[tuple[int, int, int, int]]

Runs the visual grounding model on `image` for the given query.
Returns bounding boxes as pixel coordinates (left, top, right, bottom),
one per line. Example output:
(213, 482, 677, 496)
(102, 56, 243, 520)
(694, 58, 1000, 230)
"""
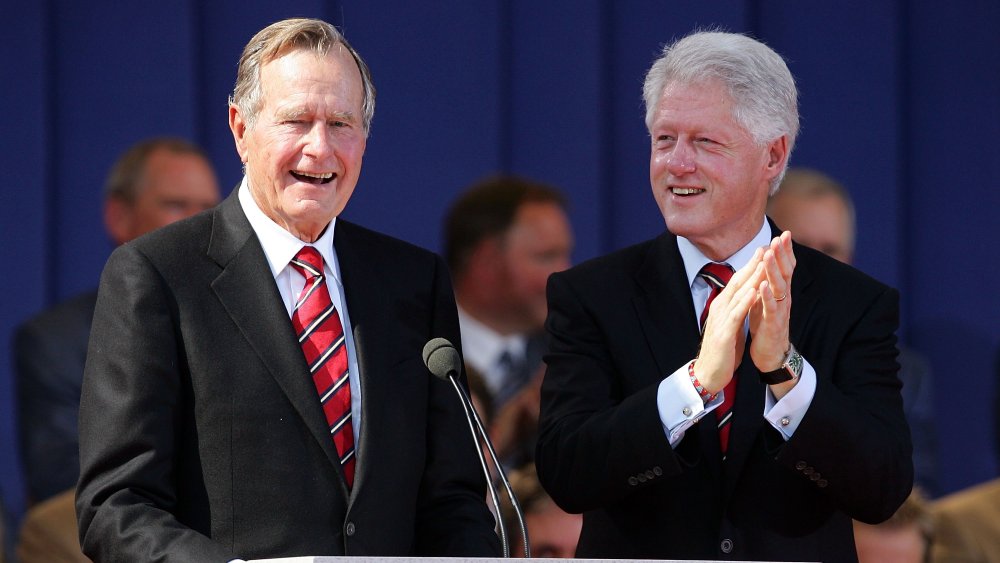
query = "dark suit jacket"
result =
(536, 224, 912, 562)
(14, 290, 97, 503)
(76, 193, 500, 562)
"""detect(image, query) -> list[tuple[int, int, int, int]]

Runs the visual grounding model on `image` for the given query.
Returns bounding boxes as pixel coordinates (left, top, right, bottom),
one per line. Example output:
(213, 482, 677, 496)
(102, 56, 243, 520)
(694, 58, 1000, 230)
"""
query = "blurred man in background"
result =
(502, 463, 581, 559)
(445, 176, 573, 465)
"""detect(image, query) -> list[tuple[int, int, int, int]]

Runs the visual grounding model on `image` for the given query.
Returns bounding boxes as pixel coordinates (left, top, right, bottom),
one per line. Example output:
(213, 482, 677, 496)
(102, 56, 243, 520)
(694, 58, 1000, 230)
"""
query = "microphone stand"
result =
(446, 372, 531, 558)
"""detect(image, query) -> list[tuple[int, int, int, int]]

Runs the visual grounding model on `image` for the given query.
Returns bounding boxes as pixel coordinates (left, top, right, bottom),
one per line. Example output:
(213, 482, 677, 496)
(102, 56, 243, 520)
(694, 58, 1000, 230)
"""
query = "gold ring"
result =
(774, 293, 787, 302)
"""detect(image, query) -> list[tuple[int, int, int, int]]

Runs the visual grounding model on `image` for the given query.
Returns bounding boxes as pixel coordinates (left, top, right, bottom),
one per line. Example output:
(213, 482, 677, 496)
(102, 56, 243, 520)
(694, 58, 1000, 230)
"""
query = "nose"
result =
(302, 121, 333, 158)
(665, 142, 696, 176)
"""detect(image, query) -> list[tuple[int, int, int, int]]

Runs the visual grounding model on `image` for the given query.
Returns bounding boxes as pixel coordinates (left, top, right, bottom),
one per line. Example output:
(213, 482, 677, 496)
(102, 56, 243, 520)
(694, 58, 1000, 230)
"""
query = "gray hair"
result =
(229, 18, 376, 135)
(643, 31, 799, 193)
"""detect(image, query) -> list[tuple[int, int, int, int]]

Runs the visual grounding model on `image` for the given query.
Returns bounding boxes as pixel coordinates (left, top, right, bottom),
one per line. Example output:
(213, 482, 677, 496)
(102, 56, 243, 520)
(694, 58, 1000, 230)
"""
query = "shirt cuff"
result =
(658, 361, 724, 447)
(763, 356, 817, 440)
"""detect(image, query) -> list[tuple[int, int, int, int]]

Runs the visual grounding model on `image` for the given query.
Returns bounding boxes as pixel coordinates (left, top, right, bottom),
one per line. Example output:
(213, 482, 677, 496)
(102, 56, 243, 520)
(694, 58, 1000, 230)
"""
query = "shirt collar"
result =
(457, 305, 527, 366)
(676, 219, 773, 289)
(238, 177, 339, 282)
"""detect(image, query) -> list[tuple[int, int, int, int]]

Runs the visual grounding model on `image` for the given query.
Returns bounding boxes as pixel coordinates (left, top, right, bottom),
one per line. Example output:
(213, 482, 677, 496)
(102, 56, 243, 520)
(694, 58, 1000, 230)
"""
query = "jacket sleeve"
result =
(535, 271, 685, 514)
(76, 244, 235, 563)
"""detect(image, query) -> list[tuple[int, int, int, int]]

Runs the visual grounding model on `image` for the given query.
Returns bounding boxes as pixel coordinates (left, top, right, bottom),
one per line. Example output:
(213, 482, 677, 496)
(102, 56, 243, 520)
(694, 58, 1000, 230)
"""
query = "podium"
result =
(250, 558, 812, 563)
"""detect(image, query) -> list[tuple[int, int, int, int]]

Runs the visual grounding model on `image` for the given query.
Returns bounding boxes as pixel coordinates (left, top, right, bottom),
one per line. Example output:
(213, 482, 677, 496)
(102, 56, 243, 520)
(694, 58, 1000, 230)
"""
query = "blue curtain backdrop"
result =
(3, 0, 998, 532)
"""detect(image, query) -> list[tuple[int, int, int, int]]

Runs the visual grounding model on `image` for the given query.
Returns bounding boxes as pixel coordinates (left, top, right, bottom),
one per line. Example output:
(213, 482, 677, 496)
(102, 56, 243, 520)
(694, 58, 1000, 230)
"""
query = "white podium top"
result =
(250, 557, 811, 563)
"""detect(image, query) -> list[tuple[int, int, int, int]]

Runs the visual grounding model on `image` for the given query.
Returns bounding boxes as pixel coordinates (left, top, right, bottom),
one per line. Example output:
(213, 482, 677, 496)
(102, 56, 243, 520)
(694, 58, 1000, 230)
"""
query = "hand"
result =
(749, 232, 797, 394)
(693, 247, 767, 393)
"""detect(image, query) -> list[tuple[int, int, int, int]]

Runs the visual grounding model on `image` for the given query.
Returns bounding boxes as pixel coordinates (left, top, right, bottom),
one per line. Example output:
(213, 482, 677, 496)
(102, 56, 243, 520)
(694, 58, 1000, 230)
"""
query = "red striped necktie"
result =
(699, 262, 736, 458)
(290, 247, 356, 487)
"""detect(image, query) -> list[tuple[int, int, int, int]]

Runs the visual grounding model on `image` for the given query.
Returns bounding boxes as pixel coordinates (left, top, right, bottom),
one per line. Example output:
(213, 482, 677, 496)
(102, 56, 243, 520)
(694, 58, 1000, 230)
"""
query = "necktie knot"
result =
(291, 247, 324, 280)
(699, 262, 734, 289)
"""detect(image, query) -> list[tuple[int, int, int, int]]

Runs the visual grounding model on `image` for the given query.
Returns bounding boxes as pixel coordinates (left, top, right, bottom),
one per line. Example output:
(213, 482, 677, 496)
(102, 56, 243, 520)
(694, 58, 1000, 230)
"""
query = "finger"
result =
(773, 231, 796, 278)
(762, 249, 789, 303)
(725, 249, 766, 295)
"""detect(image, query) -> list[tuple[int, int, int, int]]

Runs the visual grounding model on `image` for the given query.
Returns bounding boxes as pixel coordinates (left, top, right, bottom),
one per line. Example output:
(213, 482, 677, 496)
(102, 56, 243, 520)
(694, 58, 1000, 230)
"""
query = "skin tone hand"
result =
(749, 231, 797, 400)
(692, 247, 767, 394)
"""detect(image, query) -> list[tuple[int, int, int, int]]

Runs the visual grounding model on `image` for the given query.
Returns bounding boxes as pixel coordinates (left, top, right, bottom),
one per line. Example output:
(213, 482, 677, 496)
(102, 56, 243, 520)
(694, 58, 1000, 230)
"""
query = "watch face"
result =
(787, 348, 804, 378)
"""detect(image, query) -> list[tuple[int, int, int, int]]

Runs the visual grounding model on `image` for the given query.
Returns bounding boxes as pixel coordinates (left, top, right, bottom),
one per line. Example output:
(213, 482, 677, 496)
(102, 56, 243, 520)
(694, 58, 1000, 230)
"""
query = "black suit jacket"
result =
(14, 290, 97, 503)
(76, 193, 500, 562)
(536, 224, 912, 561)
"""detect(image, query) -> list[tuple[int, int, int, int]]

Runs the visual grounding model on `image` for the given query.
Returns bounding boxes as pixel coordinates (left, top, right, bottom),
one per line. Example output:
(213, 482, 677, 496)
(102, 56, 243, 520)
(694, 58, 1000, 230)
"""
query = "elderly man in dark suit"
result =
(76, 18, 499, 562)
(535, 31, 912, 561)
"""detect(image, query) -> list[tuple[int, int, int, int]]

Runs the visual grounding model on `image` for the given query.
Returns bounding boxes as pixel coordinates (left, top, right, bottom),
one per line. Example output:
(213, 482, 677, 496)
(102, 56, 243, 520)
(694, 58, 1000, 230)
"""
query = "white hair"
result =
(643, 31, 799, 193)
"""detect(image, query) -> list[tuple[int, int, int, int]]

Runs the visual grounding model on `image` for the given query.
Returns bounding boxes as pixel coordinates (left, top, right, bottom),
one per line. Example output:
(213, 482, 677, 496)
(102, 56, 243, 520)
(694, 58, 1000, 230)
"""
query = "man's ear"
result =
(229, 104, 250, 164)
(104, 198, 133, 246)
(765, 135, 789, 179)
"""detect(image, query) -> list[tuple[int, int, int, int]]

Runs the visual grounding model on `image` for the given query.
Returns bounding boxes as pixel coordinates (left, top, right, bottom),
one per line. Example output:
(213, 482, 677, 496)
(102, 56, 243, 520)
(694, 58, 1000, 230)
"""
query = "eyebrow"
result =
(275, 107, 357, 123)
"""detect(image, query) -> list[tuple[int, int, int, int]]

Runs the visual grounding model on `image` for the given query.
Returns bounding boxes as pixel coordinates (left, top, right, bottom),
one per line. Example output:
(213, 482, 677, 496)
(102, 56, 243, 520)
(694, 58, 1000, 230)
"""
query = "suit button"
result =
(637, 474, 648, 483)
(795, 461, 807, 470)
(817, 479, 828, 488)
(809, 472, 821, 481)
(803, 466, 814, 476)
(653, 466, 663, 476)
(720, 538, 733, 554)
(628, 476, 639, 486)
(645, 470, 655, 480)
(345, 521, 356, 536)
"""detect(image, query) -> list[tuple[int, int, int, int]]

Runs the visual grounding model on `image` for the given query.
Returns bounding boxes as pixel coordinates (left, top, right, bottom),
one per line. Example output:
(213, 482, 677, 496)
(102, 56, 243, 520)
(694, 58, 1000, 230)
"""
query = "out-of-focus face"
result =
(106, 149, 220, 244)
(498, 201, 573, 331)
(768, 192, 853, 264)
(853, 520, 926, 563)
(649, 79, 786, 260)
(514, 499, 582, 558)
(230, 47, 367, 242)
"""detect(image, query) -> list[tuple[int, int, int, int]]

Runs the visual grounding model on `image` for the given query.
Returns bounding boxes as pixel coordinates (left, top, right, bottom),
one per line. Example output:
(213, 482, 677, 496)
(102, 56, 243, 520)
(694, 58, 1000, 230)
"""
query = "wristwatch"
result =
(759, 343, 803, 384)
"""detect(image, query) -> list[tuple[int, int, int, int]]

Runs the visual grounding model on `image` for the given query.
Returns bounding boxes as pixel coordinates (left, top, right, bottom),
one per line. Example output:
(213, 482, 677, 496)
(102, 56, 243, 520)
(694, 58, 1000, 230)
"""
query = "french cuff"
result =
(658, 361, 723, 448)
(764, 356, 817, 440)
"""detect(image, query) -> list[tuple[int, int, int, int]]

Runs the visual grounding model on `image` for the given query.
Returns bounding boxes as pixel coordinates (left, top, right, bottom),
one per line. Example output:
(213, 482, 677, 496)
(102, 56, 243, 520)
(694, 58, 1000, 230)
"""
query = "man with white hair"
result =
(536, 30, 912, 561)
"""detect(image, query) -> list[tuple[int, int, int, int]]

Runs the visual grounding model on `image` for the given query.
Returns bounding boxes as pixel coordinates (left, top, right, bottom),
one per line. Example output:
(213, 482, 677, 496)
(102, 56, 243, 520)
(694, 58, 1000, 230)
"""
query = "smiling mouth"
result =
(291, 170, 336, 184)
(670, 187, 705, 196)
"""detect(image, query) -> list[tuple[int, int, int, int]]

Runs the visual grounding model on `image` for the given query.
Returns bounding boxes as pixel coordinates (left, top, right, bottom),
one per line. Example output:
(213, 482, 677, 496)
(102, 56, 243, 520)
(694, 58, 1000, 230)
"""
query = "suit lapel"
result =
(632, 234, 724, 480)
(207, 194, 346, 475)
(632, 233, 702, 377)
(332, 220, 387, 501)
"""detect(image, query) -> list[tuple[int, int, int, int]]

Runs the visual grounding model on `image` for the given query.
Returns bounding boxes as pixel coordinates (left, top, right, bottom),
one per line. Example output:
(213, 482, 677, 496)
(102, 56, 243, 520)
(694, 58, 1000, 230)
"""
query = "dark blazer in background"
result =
(536, 223, 912, 562)
(76, 193, 499, 562)
(14, 290, 97, 504)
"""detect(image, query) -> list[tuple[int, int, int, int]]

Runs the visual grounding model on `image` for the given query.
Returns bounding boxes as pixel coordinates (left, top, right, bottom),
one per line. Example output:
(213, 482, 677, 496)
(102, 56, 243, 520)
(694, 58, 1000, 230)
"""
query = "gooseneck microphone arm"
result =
(423, 338, 530, 558)
(447, 374, 511, 557)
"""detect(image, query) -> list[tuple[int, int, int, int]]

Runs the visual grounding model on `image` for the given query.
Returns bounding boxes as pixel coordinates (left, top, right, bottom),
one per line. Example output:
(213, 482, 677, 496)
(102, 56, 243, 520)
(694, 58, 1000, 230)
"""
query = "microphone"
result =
(423, 338, 530, 558)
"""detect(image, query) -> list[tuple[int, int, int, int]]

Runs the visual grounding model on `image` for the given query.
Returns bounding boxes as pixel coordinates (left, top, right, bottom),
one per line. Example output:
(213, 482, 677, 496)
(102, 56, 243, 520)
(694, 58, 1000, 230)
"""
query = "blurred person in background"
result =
(502, 464, 581, 558)
(853, 489, 933, 563)
(444, 176, 573, 466)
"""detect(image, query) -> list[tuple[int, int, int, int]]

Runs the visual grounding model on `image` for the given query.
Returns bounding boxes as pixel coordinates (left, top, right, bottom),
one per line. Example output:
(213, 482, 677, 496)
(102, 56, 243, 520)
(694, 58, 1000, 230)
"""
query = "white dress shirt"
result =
(456, 305, 528, 400)
(656, 219, 817, 447)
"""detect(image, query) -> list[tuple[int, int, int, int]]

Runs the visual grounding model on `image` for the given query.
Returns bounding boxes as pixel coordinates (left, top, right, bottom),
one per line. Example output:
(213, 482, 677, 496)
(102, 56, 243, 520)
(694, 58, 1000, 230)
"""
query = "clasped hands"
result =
(693, 231, 797, 398)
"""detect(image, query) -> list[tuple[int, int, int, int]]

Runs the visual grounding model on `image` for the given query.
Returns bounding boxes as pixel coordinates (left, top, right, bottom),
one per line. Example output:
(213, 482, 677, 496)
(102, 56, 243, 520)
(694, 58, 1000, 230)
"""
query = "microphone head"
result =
(423, 337, 461, 381)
